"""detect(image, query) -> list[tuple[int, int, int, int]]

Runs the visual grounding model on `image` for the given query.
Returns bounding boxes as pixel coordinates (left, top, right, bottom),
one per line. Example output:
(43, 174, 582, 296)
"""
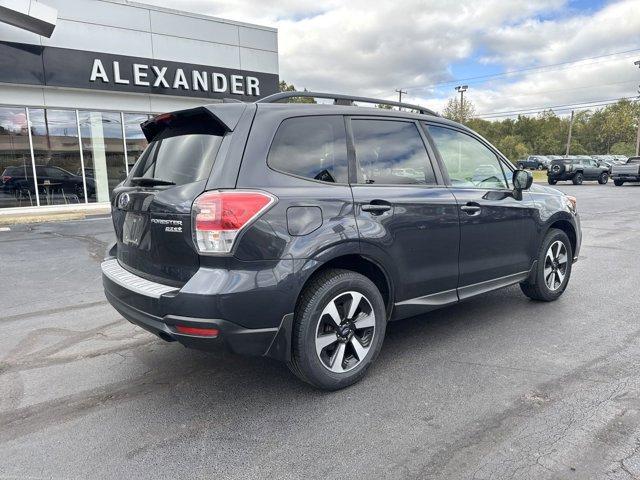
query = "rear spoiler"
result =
(141, 103, 247, 142)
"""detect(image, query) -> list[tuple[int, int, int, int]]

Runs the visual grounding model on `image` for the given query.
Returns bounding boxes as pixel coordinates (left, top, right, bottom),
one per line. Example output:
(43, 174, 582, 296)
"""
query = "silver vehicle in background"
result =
(611, 157, 640, 186)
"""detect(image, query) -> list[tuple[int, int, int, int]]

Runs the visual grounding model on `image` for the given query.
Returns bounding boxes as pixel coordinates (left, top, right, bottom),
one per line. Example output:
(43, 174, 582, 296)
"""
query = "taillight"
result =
(1, 175, 11, 184)
(192, 190, 276, 254)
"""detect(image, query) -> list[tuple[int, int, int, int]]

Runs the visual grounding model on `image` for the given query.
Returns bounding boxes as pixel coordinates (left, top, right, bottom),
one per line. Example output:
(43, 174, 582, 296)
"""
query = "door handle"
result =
(362, 203, 392, 214)
(460, 203, 481, 215)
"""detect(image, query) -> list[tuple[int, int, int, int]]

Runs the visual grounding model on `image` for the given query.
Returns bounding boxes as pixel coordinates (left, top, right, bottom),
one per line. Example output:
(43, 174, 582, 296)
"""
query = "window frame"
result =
(265, 114, 351, 186)
(422, 121, 515, 191)
(345, 115, 445, 187)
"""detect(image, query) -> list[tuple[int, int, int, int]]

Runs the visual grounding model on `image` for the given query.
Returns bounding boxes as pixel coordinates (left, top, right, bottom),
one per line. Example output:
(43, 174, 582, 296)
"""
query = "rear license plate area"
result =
(122, 212, 145, 247)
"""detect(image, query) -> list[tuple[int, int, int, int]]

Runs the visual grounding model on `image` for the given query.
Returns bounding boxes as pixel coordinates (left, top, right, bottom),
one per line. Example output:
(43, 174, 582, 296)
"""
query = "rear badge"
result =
(151, 218, 183, 233)
(118, 193, 130, 209)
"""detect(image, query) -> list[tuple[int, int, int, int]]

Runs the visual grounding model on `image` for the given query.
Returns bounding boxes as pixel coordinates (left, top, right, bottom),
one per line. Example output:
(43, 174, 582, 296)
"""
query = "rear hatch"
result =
(111, 105, 245, 286)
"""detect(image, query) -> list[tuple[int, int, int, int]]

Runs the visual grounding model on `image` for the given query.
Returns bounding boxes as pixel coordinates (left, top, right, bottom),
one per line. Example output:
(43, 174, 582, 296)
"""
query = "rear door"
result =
(424, 123, 538, 298)
(111, 107, 242, 285)
(348, 117, 460, 314)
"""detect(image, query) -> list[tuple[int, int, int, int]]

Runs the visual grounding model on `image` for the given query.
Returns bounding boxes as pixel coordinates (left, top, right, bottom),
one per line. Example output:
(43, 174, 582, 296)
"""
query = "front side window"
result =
(351, 119, 436, 185)
(268, 115, 348, 183)
(426, 125, 509, 189)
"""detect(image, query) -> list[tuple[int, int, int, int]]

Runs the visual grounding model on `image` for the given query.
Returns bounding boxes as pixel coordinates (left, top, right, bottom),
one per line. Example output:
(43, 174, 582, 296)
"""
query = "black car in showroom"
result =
(1, 164, 94, 200)
(102, 92, 582, 390)
(547, 157, 610, 185)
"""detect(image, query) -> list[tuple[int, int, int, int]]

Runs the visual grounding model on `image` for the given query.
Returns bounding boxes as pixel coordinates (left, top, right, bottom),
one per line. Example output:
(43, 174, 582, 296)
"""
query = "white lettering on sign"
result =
(152, 66, 169, 88)
(212, 73, 227, 93)
(113, 61, 129, 84)
(88, 58, 262, 96)
(133, 64, 150, 86)
(89, 59, 109, 83)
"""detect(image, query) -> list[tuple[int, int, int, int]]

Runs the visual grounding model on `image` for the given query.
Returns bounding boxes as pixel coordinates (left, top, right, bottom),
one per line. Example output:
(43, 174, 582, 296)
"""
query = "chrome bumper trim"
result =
(101, 258, 178, 298)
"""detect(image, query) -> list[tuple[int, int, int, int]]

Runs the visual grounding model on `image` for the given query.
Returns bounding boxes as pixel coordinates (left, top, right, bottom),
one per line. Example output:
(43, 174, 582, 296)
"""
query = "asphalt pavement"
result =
(1, 182, 639, 480)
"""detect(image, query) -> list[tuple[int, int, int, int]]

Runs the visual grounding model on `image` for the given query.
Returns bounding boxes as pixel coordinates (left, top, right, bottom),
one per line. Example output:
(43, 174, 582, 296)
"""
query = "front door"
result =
(425, 123, 539, 299)
(348, 117, 460, 316)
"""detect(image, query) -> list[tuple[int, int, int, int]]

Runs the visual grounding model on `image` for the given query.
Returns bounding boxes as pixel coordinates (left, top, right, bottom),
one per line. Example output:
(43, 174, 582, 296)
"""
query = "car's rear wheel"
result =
(598, 172, 609, 184)
(572, 172, 583, 185)
(547, 178, 557, 185)
(520, 229, 573, 302)
(288, 269, 386, 390)
(614, 179, 624, 186)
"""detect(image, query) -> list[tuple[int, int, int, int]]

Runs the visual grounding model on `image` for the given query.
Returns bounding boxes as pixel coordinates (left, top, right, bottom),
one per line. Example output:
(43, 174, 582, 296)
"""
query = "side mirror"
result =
(512, 169, 533, 197)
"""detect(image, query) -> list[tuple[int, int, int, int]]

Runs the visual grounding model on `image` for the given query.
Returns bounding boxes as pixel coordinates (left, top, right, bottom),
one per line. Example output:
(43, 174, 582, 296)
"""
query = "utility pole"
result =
(635, 60, 640, 156)
(455, 85, 468, 122)
(566, 110, 575, 157)
(395, 88, 407, 110)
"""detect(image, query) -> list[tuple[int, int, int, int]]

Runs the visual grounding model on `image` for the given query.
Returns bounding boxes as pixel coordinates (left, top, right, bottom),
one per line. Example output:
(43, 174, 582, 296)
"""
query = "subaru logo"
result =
(118, 193, 130, 209)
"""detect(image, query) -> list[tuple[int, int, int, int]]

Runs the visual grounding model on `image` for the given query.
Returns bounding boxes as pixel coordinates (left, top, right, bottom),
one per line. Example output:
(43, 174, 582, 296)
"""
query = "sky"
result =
(139, 0, 640, 118)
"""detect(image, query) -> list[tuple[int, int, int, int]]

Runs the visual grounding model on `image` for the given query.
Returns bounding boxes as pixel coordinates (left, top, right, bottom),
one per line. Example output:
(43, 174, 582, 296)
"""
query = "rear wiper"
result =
(130, 177, 176, 186)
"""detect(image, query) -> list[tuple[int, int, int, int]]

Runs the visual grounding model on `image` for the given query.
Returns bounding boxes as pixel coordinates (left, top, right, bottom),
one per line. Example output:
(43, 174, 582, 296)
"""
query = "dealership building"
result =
(0, 0, 279, 211)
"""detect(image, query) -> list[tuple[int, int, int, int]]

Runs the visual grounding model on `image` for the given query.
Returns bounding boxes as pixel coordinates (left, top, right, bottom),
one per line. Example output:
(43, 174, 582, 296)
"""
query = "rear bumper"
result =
(612, 174, 640, 181)
(102, 258, 294, 361)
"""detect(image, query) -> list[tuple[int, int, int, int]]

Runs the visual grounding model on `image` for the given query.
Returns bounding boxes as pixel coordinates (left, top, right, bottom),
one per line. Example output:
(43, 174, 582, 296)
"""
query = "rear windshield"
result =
(130, 132, 223, 186)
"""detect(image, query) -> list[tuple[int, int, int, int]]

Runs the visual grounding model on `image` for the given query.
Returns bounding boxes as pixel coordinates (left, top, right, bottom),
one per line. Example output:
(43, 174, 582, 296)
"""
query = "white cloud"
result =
(139, 0, 640, 118)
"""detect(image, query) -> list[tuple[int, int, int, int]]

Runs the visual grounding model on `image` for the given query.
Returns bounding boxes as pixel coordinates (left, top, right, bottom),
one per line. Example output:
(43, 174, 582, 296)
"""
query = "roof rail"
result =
(256, 91, 439, 116)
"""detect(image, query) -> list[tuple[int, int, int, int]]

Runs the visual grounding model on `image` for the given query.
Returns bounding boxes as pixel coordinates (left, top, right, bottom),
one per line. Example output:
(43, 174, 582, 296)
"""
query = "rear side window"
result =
(351, 119, 436, 185)
(267, 116, 348, 183)
(131, 131, 223, 186)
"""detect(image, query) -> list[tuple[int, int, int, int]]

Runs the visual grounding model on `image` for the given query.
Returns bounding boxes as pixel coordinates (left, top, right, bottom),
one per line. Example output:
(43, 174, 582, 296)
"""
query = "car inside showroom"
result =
(0, 0, 279, 210)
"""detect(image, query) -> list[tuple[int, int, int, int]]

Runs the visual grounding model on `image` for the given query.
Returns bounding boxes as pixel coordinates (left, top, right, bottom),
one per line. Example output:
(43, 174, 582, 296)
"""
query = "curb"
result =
(0, 208, 111, 226)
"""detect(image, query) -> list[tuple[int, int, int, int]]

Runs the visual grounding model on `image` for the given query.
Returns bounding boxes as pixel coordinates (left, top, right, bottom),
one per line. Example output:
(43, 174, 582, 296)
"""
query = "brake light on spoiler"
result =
(192, 190, 276, 254)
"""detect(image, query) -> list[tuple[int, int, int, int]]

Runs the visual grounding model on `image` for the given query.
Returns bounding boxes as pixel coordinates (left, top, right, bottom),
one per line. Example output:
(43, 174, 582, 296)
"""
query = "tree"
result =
(442, 97, 476, 123)
(278, 81, 315, 103)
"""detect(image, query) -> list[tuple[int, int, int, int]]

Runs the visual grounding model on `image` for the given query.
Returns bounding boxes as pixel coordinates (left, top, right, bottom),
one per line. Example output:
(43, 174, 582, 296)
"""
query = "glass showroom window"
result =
(0, 106, 33, 208)
(123, 113, 152, 172)
(79, 111, 127, 203)
(30, 108, 85, 205)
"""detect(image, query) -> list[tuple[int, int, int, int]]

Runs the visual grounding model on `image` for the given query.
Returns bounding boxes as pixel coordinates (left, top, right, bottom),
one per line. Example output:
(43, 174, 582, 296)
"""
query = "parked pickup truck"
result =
(612, 157, 640, 186)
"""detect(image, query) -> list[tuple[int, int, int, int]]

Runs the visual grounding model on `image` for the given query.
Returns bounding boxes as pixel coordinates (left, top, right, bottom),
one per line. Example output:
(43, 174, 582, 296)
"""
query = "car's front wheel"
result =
(548, 178, 557, 185)
(288, 269, 386, 390)
(520, 228, 573, 302)
(614, 179, 624, 186)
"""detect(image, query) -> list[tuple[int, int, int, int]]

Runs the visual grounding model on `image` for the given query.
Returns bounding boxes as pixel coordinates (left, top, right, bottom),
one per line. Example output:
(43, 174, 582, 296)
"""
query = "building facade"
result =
(0, 0, 279, 210)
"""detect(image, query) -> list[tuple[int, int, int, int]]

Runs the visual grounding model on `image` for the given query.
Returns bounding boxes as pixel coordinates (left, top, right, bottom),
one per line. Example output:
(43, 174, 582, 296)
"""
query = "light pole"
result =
(455, 85, 468, 122)
(635, 60, 640, 156)
(395, 88, 407, 111)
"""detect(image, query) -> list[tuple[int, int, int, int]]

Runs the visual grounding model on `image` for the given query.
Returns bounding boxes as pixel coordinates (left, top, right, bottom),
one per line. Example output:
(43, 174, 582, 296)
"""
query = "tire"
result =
(572, 172, 583, 185)
(547, 178, 557, 185)
(537, 164, 544, 170)
(614, 179, 624, 186)
(520, 229, 573, 302)
(598, 172, 609, 185)
(288, 269, 387, 390)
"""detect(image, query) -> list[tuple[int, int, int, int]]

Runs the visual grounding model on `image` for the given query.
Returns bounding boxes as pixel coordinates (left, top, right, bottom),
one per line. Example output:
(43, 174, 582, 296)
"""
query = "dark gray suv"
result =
(102, 92, 582, 390)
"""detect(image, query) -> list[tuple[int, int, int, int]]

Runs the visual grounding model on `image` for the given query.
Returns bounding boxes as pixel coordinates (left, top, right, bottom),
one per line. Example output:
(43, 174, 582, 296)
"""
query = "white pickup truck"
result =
(612, 157, 640, 186)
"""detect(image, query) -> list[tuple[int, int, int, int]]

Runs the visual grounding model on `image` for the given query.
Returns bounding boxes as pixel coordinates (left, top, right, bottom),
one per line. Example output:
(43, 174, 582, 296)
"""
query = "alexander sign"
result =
(0, 40, 279, 101)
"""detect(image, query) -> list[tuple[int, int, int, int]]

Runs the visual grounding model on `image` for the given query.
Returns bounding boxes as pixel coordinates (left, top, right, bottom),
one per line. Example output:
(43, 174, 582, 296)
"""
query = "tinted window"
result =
(268, 116, 348, 183)
(131, 132, 222, 186)
(352, 120, 435, 185)
(427, 125, 509, 189)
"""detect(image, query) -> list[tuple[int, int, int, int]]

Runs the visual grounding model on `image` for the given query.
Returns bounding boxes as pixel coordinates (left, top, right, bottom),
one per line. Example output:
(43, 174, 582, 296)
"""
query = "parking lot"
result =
(1, 183, 639, 479)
